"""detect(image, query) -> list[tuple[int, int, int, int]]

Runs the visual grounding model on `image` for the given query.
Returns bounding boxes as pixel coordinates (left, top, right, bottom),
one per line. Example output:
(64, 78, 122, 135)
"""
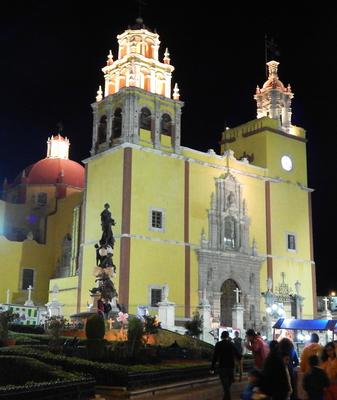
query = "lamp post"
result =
(262, 278, 286, 340)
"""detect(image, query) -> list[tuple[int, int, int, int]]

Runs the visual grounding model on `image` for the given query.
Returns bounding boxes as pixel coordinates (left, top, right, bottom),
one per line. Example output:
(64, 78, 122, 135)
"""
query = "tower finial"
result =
(173, 83, 180, 100)
(96, 85, 103, 102)
(164, 48, 170, 64)
(107, 50, 113, 65)
(267, 60, 279, 79)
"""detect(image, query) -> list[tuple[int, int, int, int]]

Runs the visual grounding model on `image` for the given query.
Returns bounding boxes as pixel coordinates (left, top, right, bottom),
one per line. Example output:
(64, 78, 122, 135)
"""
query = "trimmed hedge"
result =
(0, 355, 77, 385)
(0, 356, 95, 399)
(0, 346, 127, 386)
(9, 324, 45, 335)
(0, 346, 214, 388)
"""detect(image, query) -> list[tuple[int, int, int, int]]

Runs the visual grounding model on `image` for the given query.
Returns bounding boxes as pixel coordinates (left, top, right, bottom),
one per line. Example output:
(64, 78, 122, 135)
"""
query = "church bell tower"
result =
(91, 18, 183, 155)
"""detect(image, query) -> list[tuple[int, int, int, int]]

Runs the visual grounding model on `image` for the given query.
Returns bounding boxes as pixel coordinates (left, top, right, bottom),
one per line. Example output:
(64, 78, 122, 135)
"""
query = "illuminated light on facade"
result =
(96, 85, 103, 102)
(254, 60, 294, 133)
(47, 134, 70, 159)
(173, 83, 180, 100)
(101, 17, 176, 99)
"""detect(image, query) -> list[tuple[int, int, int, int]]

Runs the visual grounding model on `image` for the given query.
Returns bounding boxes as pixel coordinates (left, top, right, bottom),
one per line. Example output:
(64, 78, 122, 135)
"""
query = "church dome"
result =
(24, 158, 84, 187)
(15, 134, 84, 188)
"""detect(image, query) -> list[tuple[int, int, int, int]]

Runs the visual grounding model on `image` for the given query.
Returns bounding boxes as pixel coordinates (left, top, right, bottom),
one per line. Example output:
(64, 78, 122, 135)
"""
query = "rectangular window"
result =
(22, 269, 34, 290)
(151, 211, 162, 229)
(287, 234, 296, 251)
(36, 192, 47, 206)
(151, 288, 162, 307)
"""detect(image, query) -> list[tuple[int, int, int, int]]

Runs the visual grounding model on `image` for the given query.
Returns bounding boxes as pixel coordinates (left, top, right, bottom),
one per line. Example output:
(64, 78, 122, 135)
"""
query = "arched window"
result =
(224, 216, 236, 249)
(160, 114, 172, 136)
(97, 116, 107, 144)
(113, 108, 122, 138)
(139, 108, 151, 131)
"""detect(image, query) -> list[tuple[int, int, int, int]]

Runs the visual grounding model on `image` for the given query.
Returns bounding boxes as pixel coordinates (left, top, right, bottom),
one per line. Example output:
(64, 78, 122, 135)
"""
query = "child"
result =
(303, 354, 329, 400)
(241, 369, 267, 400)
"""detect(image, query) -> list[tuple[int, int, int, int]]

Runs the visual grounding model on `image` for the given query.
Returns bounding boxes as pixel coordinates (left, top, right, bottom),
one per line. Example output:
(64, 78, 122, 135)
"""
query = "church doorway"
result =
(220, 279, 240, 327)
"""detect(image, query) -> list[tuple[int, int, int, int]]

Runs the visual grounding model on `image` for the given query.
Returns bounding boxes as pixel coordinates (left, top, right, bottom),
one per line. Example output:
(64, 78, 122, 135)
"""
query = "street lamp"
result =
(262, 278, 286, 340)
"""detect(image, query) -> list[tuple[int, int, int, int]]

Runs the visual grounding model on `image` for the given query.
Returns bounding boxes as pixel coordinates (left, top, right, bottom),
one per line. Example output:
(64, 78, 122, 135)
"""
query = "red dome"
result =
(25, 158, 85, 188)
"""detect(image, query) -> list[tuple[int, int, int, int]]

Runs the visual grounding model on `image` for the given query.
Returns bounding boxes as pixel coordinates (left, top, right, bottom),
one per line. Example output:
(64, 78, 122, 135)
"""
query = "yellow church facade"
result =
(0, 18, 315, 330)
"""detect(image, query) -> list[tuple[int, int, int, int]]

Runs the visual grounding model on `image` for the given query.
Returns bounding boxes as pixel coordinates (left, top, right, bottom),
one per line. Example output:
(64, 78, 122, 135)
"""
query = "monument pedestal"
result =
(158, 301, 175, 330)
(198, 302, 213, 344)
(232, 303, 244, 334)
(45, 300, 63, 317)
(89, 293, 101, 313)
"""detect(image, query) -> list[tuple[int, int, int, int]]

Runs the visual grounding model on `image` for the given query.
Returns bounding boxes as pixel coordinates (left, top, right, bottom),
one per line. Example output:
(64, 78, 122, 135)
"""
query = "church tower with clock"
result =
(221, 60, 316, 317)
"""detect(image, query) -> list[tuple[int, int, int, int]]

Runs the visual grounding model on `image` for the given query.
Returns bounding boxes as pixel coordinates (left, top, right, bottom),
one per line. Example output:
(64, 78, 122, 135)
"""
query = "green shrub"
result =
(184, 312, 203, 338)
(127, 317, 145, 358)
(46, 316, 67, 352)
(85, 315, 105, 339)
(9, 324, 45, 335)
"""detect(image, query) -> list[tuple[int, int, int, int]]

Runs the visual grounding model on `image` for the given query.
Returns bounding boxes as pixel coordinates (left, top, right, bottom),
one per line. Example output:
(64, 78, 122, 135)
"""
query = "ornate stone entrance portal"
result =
(197, 172, 264, 330)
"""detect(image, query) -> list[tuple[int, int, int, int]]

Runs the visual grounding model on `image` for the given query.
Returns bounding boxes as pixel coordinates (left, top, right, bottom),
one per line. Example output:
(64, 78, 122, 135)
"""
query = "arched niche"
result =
(112, 108, 122, 139)
(139, 107, 152, 131)
(160, 113, 172, 136)
(97, 116, 107, 145)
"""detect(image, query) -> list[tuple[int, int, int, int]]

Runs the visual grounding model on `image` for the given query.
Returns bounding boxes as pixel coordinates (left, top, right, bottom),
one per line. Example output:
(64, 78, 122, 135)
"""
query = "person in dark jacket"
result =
(211, 330, 241, 400)
(303, 355, 329, 400)
(261, 342, 292, 400)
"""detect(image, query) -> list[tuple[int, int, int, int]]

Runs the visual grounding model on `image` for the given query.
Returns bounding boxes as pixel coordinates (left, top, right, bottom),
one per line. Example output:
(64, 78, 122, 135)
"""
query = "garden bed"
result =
(0, 355, 95, 399)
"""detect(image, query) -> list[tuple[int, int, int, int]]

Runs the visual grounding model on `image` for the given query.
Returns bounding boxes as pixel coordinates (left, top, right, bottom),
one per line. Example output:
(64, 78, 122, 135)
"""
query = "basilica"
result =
(0, 18, 316, 331)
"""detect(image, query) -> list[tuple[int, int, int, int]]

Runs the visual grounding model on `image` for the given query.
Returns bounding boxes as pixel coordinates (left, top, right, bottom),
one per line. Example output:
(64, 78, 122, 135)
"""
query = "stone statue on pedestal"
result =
(100, 203, 115, 248)
(90, 204, 119, 317)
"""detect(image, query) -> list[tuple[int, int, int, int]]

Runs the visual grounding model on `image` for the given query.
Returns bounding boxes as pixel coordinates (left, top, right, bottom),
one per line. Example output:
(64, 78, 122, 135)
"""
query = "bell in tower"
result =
(91, 18, 183, 155)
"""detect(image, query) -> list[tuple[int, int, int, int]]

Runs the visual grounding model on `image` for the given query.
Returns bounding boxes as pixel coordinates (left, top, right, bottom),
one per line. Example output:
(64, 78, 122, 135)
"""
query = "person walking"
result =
(303, 354, 329, 400)
(321, 342, 337, 399)
(245, 329, 269, 369)
(211, 330, 241, 400)
(233, 330, 244, 381)
(300, 332, 323, 373)
(261, 342, 293, 400)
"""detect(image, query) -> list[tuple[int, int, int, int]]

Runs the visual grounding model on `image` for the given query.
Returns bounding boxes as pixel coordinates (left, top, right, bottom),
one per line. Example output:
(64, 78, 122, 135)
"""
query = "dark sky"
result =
(0, 2, 335, 295)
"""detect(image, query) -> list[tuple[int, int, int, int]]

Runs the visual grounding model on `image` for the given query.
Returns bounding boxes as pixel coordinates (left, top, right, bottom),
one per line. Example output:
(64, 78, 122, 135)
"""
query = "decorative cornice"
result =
(82, 142, 313, 191)
(242, 127, 308, 143)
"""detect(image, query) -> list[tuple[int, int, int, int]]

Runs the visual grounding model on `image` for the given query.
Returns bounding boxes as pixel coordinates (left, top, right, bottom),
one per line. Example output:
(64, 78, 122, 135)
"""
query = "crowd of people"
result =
(211, 329, 337, 400)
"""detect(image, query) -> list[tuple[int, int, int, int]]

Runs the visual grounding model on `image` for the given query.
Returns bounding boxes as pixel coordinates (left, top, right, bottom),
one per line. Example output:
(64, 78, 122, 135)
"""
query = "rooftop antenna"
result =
(56, 121, 64, 135)
(137, 0, 147, 19)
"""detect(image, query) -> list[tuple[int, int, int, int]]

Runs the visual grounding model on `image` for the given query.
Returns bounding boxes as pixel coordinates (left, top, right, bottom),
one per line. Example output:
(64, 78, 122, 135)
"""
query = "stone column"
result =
(198, 289, 213, 344)
(212, 292, 222, 322)
(158, 301, 176, 330)
(90, 108, 98, 155)
(153, 98, 161, 149)
(173, 105, 181, 153)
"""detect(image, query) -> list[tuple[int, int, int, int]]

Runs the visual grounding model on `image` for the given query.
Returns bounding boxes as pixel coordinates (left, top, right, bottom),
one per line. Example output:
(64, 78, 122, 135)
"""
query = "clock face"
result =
(281, 155, 293, 171)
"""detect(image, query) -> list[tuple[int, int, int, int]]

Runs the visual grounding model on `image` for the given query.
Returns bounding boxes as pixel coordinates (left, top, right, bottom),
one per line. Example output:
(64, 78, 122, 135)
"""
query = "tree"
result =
(184, 312, 203, 338)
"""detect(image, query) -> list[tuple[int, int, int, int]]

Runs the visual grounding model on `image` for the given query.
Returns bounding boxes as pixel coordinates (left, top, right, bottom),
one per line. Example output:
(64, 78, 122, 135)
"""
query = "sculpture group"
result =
(90, 203, 118, 317)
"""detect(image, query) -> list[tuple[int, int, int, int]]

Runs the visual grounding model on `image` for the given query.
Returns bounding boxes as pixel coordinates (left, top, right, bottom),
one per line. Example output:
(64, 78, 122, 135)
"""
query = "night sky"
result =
(0, 2, 335, 295)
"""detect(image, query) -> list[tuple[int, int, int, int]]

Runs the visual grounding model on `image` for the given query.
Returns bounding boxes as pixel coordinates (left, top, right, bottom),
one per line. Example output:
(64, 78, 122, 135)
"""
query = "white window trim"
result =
(149, 207, 165, 232)
(20, 267, 36, 291)
(148, 284, 163, 309)
(286, 232, 297, 253)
